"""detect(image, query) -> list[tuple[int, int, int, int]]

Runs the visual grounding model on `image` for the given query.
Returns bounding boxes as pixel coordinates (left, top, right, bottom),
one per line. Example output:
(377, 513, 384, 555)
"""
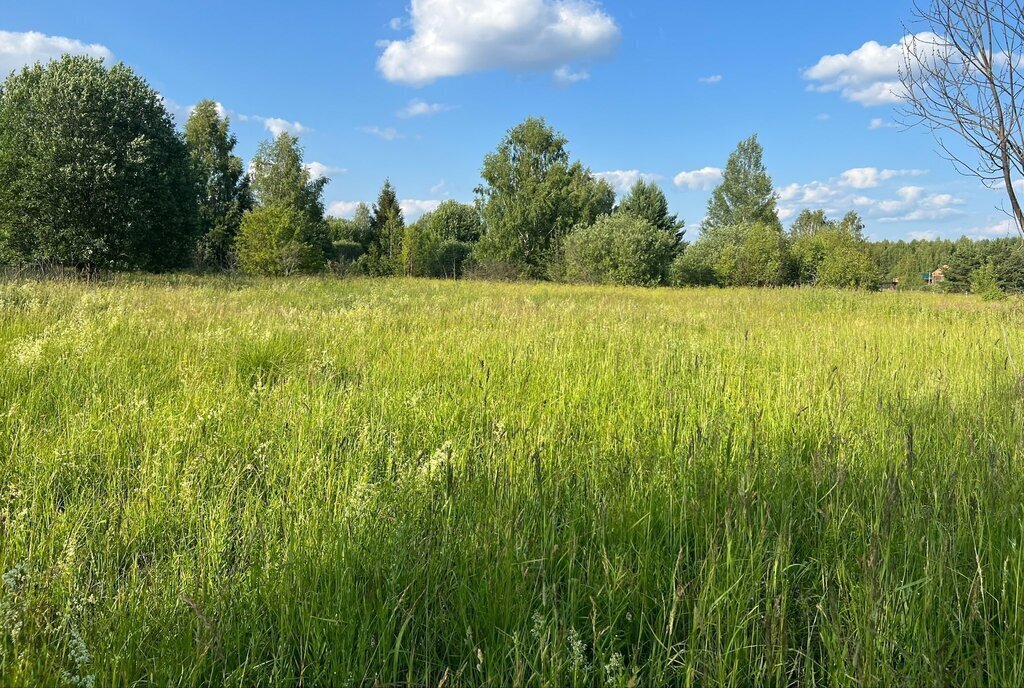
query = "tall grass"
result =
(1, 276, 1023, 686)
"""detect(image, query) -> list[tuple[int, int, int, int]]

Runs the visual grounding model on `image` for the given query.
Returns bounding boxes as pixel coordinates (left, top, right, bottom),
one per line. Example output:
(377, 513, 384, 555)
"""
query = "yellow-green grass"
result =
(2, 276, 1024, 686)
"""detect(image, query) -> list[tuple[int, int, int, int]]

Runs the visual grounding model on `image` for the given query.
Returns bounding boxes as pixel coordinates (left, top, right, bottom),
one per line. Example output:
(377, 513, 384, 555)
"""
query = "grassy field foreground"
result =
(2, 277, 1024, 686)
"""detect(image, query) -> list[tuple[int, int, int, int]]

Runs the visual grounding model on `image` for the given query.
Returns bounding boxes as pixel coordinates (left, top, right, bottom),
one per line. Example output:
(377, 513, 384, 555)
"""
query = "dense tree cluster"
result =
(0, 55, 1019, 296)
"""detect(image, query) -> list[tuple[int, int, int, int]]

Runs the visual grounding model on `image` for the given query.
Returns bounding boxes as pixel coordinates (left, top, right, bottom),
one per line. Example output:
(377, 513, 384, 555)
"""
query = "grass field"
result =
(2, 276, 1024, 686)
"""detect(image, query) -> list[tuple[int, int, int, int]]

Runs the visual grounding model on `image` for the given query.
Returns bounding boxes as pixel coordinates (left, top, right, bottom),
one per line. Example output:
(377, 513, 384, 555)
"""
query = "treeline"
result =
(1, 56, 1020, 295)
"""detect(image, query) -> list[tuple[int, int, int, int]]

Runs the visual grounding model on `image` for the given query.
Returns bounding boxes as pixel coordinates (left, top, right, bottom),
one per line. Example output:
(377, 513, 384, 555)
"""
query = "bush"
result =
(236, 205, 327, 275)
(333, 240, 365, 264)
(971, 262, 1006, 301)
(681, 222, 786, 287)
(436, 241, 474, 278)
(562, 214, 676, 286)
(669, 247, 717, 286)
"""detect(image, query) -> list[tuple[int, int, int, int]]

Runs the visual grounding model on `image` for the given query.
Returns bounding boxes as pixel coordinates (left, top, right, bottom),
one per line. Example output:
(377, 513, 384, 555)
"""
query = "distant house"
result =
(922, 266, 949, 285)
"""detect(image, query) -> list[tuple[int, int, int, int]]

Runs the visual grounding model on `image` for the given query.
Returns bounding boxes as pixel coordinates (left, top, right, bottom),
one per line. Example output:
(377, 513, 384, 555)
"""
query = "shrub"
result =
(562, 214, 676, 286)
(971, 262, 1006, 301)
(236, 205, 327, 275)
(669, 247, 717, 286)
(332, 240, 365, 264)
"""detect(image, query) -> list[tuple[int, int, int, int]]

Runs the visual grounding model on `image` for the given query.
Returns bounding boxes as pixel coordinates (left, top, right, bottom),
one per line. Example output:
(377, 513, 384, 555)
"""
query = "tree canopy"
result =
(0, 55, 198, 270)
(475, 117, 615, 277)
(617, 179, 685, 240)
(184, 100, 252, 268)
(703, 135, 781, 233)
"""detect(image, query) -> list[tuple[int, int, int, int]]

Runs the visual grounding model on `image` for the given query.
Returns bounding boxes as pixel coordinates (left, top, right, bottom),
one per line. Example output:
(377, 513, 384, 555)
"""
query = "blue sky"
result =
(1, 0, 1019, 240)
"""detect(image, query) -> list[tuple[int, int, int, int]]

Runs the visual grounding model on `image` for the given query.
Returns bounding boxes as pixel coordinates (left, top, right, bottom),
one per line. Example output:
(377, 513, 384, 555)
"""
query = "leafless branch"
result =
(899, 0, 1024, 236)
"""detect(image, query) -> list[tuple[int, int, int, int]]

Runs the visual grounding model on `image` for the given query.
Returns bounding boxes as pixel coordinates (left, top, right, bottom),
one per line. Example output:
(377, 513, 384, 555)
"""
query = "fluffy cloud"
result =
(673, 167, 723, 191)
(595, 170, 660, 193)
(870, 186, 965, 222)
(328, 201, 366, 218)
(775, 171, 963, 226)
(0, 30, 113, 76)
(698, 74, 722, 84)
(361, 126, 404, 141)
(802, 33, 941, 106)
(401, 199, 443, 219)
(838, 167, 927, 189)
(869, 117, 896, 130)
(256, 117, 310, 137)
(305, 162, 346, 182)
(378, 0, 621, 85)
(398, 99, 451, 118)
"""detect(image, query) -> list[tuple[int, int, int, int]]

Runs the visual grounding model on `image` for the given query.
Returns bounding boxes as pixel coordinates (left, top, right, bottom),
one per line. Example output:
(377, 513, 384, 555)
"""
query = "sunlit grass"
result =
(2, 276, 1024, 686)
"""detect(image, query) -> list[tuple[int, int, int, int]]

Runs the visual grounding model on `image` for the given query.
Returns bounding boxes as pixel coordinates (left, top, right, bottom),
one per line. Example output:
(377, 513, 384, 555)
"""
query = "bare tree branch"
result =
(899, 0, 1024, 236)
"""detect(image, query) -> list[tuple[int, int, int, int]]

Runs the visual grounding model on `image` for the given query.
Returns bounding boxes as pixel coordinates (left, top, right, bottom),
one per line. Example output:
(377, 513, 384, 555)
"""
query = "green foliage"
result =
(369, 181, 405, 273)
(475, 117, 615, 277)
(562, 213, 676, 286)
(246, 133, 330, 271)
(332, 240, 365, 264)
(682, 222, 786, 287)
(428, 200, 482, 243)
(400, 218, 442, 277)
(184, 100, 252, 269)
(971, 262, 1006, 300)
(236, 205, 326, 275)
(870, 237, 957, 285)
(329, 203, 375, 248)
(250, 133, 328, 234)
(0, 55, 199, 270)
(788, 210, 877, 288)
(669, 248, 718, 286)
(703, 135, 782, 233)
(616, 179, 685, 240)
(399, 208, 478, 279)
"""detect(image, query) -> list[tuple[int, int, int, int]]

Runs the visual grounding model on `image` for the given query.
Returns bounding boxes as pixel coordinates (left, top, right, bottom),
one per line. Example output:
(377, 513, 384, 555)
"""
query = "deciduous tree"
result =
(0, 56, 198, 270)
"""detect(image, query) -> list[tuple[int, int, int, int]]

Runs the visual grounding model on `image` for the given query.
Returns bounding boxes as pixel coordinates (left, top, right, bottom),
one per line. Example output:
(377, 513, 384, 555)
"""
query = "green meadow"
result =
(2, 276, 1024, 686)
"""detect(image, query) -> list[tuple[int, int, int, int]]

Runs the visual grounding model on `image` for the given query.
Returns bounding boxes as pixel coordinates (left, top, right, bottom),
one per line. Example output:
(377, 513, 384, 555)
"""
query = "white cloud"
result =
(838, 167, 927, 189)
(802, 33, 941, 106)
(377, 0, 621, 85)
(777, 181, 839, 205)
(305, 162, 346, 182)
(874, 185, 965, 222)
(554, 65, 590, 85)
(816, 113, 831, 121)
(698, 74, 722, 84)
(0, 30, 113, 76)
(361, 126, 404, 141)
(401, 199, 443, 220)
(776, 207, 796, 221)
(673, 167, 723, 191)
(247, 116, 309, 137)
(398, 99, 451, 118)
(869, 117, 896, 130)
(964, 219, 1018, 239)
(775, 170, 964, 227)
(909, 231, 939, 241)
(328, 201, 366, 218)
(595, 170, 660, 193)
